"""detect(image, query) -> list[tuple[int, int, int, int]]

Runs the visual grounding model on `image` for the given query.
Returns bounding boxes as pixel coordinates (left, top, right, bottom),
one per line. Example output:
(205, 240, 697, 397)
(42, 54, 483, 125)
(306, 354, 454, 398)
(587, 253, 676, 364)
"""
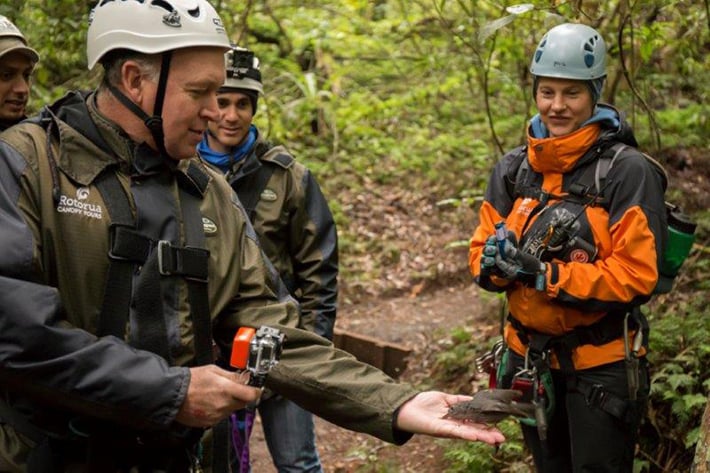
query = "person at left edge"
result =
(0, 14, 40, 131)
(0, 1, 504, 472)
(197, 46, 335, 473)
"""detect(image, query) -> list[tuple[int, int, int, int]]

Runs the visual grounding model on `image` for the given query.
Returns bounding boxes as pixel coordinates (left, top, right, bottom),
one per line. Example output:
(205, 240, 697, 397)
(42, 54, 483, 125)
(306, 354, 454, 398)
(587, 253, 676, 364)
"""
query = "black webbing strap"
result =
(508, 314, 624, 391)
(155, 241, 208, 282)
(90, 167, 216, 466)
(510, 313, 626, 385)
(131, 248, 172, 362)
(177, 182, 213, 366)
(509, 312, 629, 361)
(575, 378, 636, 423)
(178, 163, 224, 472)
(211, 419, 230, 473)
(94, 170, 172, 361)
(94, 170, 135, 339)
(236, 164, 277, 222)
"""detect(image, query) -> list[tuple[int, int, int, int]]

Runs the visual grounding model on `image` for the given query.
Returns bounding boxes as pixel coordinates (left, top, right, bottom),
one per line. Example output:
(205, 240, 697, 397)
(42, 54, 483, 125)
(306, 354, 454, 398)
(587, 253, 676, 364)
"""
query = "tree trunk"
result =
(692, 397, 710, 472)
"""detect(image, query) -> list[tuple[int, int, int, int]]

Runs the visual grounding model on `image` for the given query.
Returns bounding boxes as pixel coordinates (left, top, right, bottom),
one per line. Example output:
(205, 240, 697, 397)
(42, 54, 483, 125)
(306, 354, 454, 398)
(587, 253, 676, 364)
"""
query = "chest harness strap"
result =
(94, 163, 212, 366)
(231, 143, 294, 223)
(94, 164, 224, 471)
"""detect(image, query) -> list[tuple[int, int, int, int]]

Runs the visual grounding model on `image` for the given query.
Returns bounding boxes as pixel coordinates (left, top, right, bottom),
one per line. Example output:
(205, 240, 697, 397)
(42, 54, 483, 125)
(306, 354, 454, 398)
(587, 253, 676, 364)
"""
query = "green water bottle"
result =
(657, 203, 696, 294)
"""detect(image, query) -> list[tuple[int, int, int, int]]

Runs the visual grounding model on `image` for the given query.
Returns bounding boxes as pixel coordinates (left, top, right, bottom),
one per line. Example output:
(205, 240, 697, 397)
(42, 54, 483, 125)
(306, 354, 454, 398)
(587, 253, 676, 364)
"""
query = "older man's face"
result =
(136, 47, 226, 160)
(0, 51, 34, 123)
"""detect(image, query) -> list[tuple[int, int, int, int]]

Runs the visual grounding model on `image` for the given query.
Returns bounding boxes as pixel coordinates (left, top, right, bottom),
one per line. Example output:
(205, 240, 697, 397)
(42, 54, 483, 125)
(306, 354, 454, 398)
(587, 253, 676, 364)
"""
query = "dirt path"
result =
(248, 281, 503, 472)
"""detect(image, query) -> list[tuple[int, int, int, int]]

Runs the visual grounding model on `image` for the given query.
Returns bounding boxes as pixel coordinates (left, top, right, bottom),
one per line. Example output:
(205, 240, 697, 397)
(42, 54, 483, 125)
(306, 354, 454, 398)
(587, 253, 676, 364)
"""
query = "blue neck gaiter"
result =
(197, 125, 258, 173)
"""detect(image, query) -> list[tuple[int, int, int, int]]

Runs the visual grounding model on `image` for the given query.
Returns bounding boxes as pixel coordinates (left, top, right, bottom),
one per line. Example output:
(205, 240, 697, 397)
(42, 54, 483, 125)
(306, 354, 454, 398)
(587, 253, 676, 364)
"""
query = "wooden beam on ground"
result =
(333, 328, 412, 379)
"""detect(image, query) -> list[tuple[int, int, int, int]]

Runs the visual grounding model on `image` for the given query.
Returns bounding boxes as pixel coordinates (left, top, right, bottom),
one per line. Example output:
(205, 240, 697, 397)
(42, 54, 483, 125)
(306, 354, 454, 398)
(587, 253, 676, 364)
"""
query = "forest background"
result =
(4, 0, 709, 471)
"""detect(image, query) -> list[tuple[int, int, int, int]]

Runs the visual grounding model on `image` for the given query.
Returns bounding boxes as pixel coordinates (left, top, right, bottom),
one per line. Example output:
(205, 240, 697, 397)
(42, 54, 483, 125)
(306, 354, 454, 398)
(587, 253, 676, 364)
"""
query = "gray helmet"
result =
(223, 46, 263, 95)
(530, 23, 607, 80)
(0, 15, 39, 63)
(86, 0, 230, 70)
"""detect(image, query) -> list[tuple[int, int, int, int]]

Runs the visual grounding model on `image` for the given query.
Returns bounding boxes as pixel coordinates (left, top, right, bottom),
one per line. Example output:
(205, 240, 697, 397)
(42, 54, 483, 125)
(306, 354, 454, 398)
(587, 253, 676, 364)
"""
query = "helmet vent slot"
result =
(151, 0, 175, 14)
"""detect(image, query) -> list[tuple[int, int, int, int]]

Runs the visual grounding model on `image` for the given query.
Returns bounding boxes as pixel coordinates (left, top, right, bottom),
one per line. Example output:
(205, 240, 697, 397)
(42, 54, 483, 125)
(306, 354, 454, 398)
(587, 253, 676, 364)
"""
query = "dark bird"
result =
(443, 389, 536, 424)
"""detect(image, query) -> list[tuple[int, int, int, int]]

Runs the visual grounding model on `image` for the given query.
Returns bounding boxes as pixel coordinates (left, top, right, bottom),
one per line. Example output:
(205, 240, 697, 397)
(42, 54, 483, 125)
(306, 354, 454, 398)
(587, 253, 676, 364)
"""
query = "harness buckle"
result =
(157, 240, 174, 276)
(157, 241, 209, 283)
(587, 383, 607, 408)
(108, 223, 144, 262)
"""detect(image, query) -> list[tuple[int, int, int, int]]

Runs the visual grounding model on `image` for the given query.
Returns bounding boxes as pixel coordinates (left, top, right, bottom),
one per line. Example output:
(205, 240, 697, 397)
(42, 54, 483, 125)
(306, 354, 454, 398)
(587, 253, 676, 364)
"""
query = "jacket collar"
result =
(45, 90, 207, 197)
(526, 122, 601, 174)
(41, 91, 118, 187)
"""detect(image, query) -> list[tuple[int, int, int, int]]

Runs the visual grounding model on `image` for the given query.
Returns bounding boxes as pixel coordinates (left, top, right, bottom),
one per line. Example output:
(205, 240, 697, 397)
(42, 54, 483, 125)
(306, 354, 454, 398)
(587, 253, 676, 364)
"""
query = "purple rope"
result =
(231, 409, 256, 473)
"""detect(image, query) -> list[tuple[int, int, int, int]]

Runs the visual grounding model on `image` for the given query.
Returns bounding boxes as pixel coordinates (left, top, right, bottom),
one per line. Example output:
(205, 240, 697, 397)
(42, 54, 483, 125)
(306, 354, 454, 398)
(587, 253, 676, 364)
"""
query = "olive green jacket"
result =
(201, 136, 338, 341)
(0, 91, 416, 471)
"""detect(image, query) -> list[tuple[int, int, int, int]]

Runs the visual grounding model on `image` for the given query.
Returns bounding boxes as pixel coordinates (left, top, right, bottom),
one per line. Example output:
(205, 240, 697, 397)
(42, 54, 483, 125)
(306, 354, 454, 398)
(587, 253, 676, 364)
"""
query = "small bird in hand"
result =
(443, 389, 535, 424)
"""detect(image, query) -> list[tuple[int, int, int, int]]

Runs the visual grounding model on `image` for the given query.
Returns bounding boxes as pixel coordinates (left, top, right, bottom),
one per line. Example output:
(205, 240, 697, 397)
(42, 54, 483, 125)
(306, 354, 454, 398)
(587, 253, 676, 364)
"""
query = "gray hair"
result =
(99, 50, 161, 89)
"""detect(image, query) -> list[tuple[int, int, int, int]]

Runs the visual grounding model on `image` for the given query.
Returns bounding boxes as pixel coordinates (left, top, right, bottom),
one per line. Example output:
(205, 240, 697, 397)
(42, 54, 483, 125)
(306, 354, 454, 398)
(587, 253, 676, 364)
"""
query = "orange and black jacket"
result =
(469, 104, 667, 370)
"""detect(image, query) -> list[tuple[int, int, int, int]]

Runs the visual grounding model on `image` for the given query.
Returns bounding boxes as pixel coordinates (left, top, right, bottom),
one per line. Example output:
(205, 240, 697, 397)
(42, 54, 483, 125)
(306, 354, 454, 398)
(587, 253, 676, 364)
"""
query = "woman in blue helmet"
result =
(469, 23, 666, 472)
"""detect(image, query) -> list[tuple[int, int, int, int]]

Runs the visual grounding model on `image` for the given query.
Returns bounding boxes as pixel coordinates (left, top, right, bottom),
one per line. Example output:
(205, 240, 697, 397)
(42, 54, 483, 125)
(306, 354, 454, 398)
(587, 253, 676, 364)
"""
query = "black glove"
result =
(481, 235, 516, 281)
(482, 233, 546, 290)
(480, 235, 500, 276)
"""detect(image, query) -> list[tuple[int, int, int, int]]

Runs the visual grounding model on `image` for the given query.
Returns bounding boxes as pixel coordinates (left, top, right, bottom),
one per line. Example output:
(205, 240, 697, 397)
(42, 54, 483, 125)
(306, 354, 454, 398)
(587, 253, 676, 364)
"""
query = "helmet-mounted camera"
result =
(223, 45, 263, 94)
(228, 48, 257, 76)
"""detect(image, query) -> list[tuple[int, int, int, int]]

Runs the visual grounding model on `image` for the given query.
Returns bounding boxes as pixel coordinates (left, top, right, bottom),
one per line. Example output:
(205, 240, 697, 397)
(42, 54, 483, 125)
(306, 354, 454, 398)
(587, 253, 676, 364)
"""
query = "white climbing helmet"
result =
(530, 23, 607, 80)
(86, 0, 230, 70)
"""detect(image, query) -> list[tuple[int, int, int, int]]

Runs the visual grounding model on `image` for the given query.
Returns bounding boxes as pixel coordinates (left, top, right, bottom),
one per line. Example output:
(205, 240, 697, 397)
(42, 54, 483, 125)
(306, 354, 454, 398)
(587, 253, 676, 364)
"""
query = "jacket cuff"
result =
(390, 393, 418, 445)
(547, 262, 559, 286)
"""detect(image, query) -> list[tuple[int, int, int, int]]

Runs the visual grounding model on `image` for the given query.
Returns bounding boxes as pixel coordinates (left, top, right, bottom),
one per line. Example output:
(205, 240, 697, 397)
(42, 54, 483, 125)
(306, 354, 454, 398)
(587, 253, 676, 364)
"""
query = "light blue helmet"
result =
(530, 23, 607, 80)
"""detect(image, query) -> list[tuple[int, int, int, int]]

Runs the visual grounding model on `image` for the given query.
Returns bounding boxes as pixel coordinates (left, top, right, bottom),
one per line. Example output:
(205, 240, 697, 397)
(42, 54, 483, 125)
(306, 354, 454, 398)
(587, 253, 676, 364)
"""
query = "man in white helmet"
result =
(0, 15, 39, 131)
(0, 1, 503, 471)
(198, 46, 335, 473)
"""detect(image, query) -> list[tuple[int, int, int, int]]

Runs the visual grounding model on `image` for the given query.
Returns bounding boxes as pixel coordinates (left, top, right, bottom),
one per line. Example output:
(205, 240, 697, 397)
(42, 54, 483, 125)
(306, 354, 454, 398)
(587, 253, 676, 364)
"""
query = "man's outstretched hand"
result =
(395, 391, 506, 445)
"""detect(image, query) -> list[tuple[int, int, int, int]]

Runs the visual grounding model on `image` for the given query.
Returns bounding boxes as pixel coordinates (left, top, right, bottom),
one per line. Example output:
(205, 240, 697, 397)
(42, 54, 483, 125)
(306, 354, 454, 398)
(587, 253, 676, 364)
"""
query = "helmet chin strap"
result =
(106, 52, 173, 158)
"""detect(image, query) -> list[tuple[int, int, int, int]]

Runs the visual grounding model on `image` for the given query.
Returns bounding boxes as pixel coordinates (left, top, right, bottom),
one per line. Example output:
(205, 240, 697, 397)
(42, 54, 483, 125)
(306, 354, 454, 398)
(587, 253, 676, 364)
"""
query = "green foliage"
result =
(443, 419, 531, 472)
(651, 105, 708, 149)
(638, 238, 710, 470)
(20, 1, 95, 110)
(432, 326, 480, 384)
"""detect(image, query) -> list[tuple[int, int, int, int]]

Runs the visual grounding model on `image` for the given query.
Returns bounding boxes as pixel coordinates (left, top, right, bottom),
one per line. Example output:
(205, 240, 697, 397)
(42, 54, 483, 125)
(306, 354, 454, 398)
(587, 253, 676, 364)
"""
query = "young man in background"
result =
(197, 46, 337, 473)
(0, 15, 39, 131)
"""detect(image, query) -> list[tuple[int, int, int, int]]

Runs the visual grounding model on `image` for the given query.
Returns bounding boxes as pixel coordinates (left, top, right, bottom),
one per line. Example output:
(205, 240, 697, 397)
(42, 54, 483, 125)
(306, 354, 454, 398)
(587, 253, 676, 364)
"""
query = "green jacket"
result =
(0, 91, 416, 471)
(202, 136, 338, 340)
